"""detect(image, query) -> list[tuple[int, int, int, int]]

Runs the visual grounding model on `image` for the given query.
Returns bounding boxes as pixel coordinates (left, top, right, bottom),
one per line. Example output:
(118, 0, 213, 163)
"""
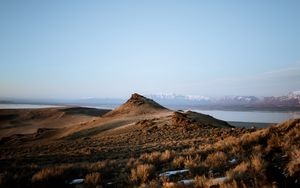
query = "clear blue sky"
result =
(1, 0, 300, 99)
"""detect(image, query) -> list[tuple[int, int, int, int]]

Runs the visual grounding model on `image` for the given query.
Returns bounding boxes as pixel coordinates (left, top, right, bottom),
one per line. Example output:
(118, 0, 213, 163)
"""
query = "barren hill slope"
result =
(0, 107, 110, 138)
(103, 93, 169, 118)
(0, 94, 234, 142)
(57, 94, 232, 140)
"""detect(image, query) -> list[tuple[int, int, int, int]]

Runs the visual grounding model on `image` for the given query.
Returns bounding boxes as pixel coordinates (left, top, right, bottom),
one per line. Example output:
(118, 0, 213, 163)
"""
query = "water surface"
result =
(0, 104, 63, 109)
(192, 109, 300, 123)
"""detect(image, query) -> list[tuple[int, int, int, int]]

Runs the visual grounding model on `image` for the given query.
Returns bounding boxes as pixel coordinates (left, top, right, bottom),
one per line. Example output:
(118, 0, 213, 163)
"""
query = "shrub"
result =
(240, 129, 267, 149)
(32, 167, 64, 182)
(130, 164, 155, 184)
(87, 160, 108, 171)
(85, 172, 101, 185)
(267, 134, 281, 151)
(226, 161, 249, 180)
(214, 136, 237, 151)
(219, 179, 239, 188)
(250, 155, 265, 173)
(127, 157, 139, 169)
(140, 151, 161, 164)
(140, 180, 161, 188)
(205, 151, 227, 168)
(184, 155, 205, 174)
(287, 148, 300, 176)
(160, 150, 173, 162)
(194, 175, 208, 188)
(172, 156, 185, 169)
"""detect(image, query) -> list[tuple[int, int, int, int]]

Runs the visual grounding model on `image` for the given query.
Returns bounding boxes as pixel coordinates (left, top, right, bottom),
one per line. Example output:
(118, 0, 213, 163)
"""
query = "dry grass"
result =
(127, 157, 139, 168)
(219, 180, 240, 188)
(204, 151, 228, 169)
(140, 151, 161, 164)
(172, 156, 185, 169)
(85, 172, 101, 185)
(139, 180, 161, 188)
(31, 167, 64, 182)
(194, 175, 208, 188)
(226, 161, 249, 180)
(1, 108, 299, 188)
(287, 147, 300, 176)
(250, 154, 265, 173)
(160, 150, 173, 162)
(266, 134, 281, 151)
(184, 155, 206, 174)
(130, 164, 155, 184)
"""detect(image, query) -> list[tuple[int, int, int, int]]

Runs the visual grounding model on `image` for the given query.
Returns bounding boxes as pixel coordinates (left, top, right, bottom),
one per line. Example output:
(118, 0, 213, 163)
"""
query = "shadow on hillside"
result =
(60, 107, 111, 117)
(0, 114, 19, 121)
(63, 119, 131, 140)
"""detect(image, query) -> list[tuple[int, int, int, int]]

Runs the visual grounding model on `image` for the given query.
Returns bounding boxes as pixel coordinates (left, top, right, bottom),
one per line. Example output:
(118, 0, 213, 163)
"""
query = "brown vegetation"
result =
(130, 164, 155, 184)
(85, 172, 102, 185)
(0, 94, 299, 187)
(32, 167, 64, 182)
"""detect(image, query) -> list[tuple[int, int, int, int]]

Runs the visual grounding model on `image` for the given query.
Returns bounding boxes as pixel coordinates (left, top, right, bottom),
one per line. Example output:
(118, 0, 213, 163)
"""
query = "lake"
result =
(0, 104, 63, 109)
(192, 109, 300, 123)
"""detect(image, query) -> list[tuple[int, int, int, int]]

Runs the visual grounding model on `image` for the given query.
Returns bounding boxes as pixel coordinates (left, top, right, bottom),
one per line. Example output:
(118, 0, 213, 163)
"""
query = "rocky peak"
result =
(127, 93, 148, 105)
(103, 93, 168, 117)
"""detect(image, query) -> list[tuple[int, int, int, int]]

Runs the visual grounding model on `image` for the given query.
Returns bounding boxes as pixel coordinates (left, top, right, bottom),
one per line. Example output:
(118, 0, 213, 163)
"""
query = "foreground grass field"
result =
(0, 94, 299, 187)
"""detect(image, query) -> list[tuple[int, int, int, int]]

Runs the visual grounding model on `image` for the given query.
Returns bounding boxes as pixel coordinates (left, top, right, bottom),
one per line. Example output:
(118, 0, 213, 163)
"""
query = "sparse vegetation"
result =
(172, 156, 185, 169)
(287, 147, 300, 176)
(160, 150, 173, 162)
(226, 161, 249, 180)
(194, 175, 207, 187)
(32, 167, 64, 182)
(1, 97, 300, 187)
(205, 151, 228, 169)
(130, 164, 155, 184)
(85, 172, 102, 185)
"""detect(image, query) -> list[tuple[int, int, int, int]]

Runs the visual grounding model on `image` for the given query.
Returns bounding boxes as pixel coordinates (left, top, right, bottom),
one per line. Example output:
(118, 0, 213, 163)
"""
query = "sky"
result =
(0, 0, 300, 99)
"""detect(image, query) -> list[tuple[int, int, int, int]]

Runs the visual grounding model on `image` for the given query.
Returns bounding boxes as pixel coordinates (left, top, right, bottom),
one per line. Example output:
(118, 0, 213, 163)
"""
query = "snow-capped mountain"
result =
(147, 94, 211, 101)
(185, 95, 210, 101)
(147, 91, 300, 107)
(147, 94, 183, 100)
(263, 91, 300, 106)
(2, 91, 300, 110)
(288, 91, 300, 99)
(147, 94, 261, 106)
(217, 96, 260, 105)
(146, 94, 212, 106)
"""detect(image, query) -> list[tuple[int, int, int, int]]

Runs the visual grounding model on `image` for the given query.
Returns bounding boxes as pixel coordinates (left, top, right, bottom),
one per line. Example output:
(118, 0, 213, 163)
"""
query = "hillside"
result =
(0, 107, 110, 138)
(103, 93, 169, 117)
(0, 94, 299, 187)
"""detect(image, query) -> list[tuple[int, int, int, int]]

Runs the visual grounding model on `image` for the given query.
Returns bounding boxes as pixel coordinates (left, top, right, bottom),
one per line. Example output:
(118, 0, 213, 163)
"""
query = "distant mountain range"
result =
(1, 91, 300, 111)
(146, 94, 211, 106)
(147, 94, 260, 105)
(147, 91, 300, 108)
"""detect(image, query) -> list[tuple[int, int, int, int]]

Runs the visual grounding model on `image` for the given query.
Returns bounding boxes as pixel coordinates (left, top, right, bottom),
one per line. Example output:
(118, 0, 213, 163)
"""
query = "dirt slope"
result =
(0, 107, 110, 138)
(103, 93, 169, 118)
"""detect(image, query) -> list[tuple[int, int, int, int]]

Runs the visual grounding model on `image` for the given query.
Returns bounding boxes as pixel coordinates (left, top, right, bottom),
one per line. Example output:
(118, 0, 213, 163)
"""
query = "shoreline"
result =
(228, 121, 275, 128)
(0, 104, 295, 129)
